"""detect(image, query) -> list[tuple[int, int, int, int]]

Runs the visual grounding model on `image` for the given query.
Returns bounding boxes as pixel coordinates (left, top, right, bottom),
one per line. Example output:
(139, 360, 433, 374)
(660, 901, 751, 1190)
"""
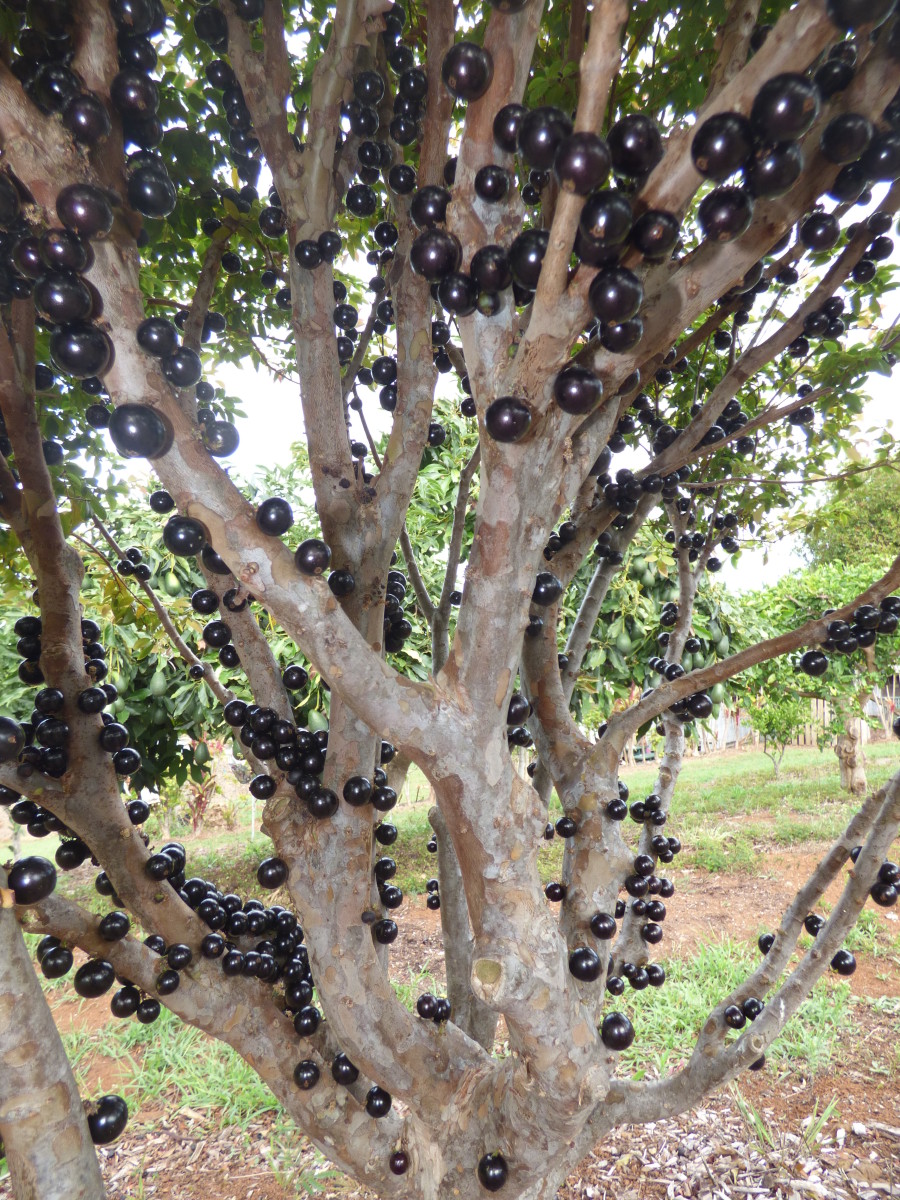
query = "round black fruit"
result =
(98, 911, 130, 941)
(517, 106, 573, 170)
(578, 189, 633, 249)
(87, 1094, 128, 1145)
(56, 184, 114, 238)
(331, 1053, 359, 1085)
(74, 958, 116, 998)
(0, 716, 24, 762)
(110, 985, 140, 1018)
(800, 649, 828, 677)
(831, 948, 856, 975)
(127, 166, 177, 218)
(568, 945, 602, 981)
(532, 571, 562, 606)
(697, 187, 752, 242)
(162, 516, 206, 557)
(474, 165, 510, 203)
(553, 364, 604, 415)
(630, 209, 680, 259)
(471, 245, 512, 293)
(825, 0, 896, 28)
(750, 73, 820, 142)
(149, 489, 175, 513)
(50, 323, 113, 379)
(441, 41, 493, 101)
(800, 213, 839, 253)
(64, 93, 112, 145)
(365, 1085, 392, 1117)
(8, 855, 56, 904)
(293, 1060, 320, 1090)
(484, 397, 531, 443)
(590, 911, 616, 939)
(554, 131, 611, 195)
(493, 103, 526, 153)
(410, 229, 462, 280)
(588, 266, 643, 324)
(108, 404, 172, 459)
(162, 347, 202, 388)
(600, 1011, 635, 1050)
(34, 272, 93, 324)
(608, 113, 663, 177)
(820, 113, 874, 164)
(477, 1153, 509, 1192)
(295, 538, 332, 576)
(508, 228, 548, 288)
(256, 497, 293, 535)
(691, 112, 753, 181)
(257, 856, 288, 889)
(744, 141, 803, 199)
(137, 316, 179, 358)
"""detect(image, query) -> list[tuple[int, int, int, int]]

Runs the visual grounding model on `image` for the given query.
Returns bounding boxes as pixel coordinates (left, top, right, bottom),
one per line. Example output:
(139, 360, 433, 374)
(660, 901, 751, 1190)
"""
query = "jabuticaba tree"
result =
(1, 0, 900, 1196)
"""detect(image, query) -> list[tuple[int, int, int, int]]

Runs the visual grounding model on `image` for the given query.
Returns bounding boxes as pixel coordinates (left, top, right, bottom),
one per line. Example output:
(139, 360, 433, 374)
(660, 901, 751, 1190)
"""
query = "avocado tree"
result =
(2, 0, 900, 1198)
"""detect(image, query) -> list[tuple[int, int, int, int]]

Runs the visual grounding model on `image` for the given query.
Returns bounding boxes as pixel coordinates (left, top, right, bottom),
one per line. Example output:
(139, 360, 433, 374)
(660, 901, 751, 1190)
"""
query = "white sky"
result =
(212, 325, 896, 594)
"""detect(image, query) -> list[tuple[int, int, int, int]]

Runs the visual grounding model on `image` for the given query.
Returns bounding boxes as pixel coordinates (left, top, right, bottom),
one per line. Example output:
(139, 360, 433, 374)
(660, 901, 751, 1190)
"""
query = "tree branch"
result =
(91, 517, 234, 709)
(418, 0, 455, 187)
(520, 26, 898, 436)
(607, 553, 900, 749)
(610, 538, 698, 970)
(433, 445, 480, 674)
(19, 890, 407, 1194)
(705, 0, 762, 100)
(0, 871, 104, 1200)
(429, 806, 499, 1051)
(641, 0, 834, 219)
(609, 769, 900, 1126)
(400, 525, 436, 623)
(225, 1, 359, 534)
(530, 0, 628, 312)
(182, 235, 228, 357)
(0, 306, 90, 713)
(0, 451, 38, 572)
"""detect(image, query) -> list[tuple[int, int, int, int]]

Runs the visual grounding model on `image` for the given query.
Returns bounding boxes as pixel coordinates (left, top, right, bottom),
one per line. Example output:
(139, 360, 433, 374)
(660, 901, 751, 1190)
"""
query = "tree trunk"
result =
(836, 717, 867, 795)
(428, 807, 499, 1052)
(0, 806, 20, 856)
(0, 878, 105, 1200)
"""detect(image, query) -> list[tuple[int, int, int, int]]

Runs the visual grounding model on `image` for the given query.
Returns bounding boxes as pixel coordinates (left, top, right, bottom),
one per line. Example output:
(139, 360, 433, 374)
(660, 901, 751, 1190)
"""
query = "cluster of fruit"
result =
(798, 597, 900, 677)
(850, 845, 900, 908)
(3, 617, 140, 778)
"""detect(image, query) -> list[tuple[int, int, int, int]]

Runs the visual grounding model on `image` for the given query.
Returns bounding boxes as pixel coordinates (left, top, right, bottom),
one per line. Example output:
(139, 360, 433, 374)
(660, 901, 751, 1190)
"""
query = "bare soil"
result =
(3, 847, 899, 1200)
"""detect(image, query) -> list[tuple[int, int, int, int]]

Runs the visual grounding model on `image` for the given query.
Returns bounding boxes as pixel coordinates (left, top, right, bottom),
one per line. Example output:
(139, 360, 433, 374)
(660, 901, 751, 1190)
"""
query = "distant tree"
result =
(746, 691, 810, 778)
(803, 462, 900, 569)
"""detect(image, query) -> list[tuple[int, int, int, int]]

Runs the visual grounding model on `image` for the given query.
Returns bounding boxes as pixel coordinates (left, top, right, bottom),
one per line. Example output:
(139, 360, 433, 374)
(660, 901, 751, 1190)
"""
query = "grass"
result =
(9, 745, 898, 902)
(59, 1005, 278, 1130)
(680, 826, 760, 873)
(618, 938, 856, 1080)
(620, 742, 899, 821)
(43, 935, 858, 1160)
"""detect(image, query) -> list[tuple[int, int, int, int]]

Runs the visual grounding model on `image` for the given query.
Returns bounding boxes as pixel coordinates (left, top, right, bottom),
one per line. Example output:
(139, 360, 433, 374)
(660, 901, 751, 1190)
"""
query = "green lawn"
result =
(7, 742, 898, 905)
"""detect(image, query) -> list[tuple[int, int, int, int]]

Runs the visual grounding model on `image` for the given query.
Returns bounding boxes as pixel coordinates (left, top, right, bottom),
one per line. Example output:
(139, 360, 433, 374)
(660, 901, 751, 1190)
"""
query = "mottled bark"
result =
(0, 875, 105, 1200)
(836, 718, 868, 796)
(429, 807, 498, 1051)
